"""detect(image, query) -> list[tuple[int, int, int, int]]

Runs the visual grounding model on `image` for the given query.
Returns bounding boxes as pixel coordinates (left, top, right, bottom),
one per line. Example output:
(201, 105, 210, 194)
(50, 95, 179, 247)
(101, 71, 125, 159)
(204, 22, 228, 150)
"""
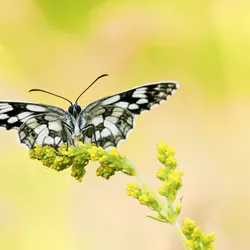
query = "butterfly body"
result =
(65, 103, 86, 146)
(0, 81, 178, 149)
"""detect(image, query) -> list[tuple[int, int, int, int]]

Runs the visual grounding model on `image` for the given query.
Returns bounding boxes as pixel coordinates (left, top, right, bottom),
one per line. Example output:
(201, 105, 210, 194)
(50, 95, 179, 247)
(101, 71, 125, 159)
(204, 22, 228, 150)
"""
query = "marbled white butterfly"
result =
(0, 75, 178, 149)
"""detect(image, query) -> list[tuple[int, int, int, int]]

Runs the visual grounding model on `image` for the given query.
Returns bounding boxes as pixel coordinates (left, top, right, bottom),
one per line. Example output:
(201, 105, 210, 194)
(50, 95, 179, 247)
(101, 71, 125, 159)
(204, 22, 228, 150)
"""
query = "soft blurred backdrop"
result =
(0, 1, 249, 249)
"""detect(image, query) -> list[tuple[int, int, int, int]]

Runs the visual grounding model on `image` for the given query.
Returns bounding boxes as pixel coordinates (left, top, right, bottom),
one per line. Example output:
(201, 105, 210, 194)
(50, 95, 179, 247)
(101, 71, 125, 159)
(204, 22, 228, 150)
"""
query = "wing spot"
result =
(167, 88, 174, 94)
(30, 132, 37, 138)
(44, 115, 57, 121)
(26, 118, 39, 129)
(150, 103, 159, 109)
(135, 87, 147, 92)
(0, 106, 13, 113)
(36, 129, 49, 145)
(44, 136, 54, 145)
(18, 112, 33, 120)
(0, 114, 9, 119)
(104, 120, 121, 138)
(24, 126, 32, 132)
(103, 95, 120, 105)
(7, 117, 18, 123)
(48, 121, 62, 132)
(91, 117, 104, 126)
(154, 87, 162, 91)
(106, 116, 118, 124)
(132, 93, 147, 98)
(117, 120, 122, 126)
(128, 104, 139, 110)
(101, 128, 111, 138)
(136, 99, 148, 104)
(115, 101, 129, 109)
(158, 92, 166, 97)
(26, 105, 47, 112)
(34, 124, 47, 134)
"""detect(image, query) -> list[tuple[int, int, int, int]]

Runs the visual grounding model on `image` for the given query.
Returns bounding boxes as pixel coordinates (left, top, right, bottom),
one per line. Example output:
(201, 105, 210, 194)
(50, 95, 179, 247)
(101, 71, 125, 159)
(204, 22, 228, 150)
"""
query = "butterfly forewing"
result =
(82, 81, 178, 148)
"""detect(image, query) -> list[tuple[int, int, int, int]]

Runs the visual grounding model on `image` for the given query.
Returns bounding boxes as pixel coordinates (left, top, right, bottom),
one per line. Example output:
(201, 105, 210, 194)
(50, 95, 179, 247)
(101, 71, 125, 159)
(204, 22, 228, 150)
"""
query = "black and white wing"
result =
(0, 102, 69, 149)
(81, 81, 178, 148)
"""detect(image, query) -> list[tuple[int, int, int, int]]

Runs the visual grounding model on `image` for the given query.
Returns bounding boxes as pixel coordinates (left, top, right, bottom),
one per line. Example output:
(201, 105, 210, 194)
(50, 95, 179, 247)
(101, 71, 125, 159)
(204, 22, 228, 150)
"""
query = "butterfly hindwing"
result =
(0, 101, 68, 148)
(18, 113, 69, 149)
(82, 81, 178, 148)
(83, 106, 134, 148)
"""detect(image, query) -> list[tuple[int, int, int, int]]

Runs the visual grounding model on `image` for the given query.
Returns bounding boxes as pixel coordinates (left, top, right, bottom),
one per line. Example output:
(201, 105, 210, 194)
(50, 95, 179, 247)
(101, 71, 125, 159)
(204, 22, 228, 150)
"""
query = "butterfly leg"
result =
(81, 124, 98, 147)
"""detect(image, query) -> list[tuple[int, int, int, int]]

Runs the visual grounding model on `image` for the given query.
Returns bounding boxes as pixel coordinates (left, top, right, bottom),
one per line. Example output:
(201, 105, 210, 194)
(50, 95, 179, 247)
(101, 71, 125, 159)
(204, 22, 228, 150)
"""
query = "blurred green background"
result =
(0, 1, 249, 249)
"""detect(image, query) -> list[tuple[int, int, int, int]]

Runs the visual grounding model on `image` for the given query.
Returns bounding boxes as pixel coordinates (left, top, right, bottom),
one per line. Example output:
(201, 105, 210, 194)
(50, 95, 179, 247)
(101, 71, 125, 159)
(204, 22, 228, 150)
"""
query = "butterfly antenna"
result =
(75, 74, 108, 103)
(29, 89, 73, 105)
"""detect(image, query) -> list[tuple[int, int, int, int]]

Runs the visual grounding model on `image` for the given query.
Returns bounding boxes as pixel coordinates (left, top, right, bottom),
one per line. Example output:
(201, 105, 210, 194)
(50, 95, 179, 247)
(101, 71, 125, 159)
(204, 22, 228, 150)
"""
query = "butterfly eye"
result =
(75, 105, 81, 113)
(68, 105, 74, 114)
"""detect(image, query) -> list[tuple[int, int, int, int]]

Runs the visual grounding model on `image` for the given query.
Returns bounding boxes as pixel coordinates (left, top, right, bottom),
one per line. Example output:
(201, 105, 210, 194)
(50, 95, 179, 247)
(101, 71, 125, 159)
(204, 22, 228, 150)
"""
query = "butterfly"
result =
(0, 74, 178, 149)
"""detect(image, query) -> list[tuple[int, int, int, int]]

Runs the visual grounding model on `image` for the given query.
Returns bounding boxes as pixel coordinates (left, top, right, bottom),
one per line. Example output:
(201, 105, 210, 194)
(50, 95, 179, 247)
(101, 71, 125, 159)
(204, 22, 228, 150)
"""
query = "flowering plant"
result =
(30, 141, 215, 249)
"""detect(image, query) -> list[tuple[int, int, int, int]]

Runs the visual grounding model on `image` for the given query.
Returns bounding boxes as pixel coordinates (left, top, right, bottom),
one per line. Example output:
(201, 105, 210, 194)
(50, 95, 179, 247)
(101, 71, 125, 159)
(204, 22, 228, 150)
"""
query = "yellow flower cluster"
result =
(182, 218, 215, 250)
(158, 169, 184, 202)
(125, 141, 184, 224)
(87, 146, 136, 179)
(157, 140, 177, 167)
(126, 183, 162, 213)
(30, 142, 136, 182)
(156, 141, 183, 202)
(29, 144, 72, 171)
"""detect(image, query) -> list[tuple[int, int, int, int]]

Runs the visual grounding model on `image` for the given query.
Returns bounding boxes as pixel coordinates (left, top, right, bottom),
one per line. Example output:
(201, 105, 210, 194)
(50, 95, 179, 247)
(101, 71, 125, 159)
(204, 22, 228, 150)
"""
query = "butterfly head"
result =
(29, 74, 109, 120)
(68, 103, 82, 118)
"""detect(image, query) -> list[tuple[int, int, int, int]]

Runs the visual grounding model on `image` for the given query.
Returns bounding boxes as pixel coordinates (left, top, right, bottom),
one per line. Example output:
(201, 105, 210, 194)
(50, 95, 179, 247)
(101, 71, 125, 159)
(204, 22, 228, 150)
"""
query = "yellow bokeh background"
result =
(0, 1, 249, 249)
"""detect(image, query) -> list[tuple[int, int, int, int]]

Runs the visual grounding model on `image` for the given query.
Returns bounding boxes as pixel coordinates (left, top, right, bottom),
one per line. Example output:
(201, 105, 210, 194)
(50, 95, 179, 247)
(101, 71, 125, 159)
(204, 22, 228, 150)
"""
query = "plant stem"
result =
(135, 174, 168, 215)
(174, 220, 189, 250)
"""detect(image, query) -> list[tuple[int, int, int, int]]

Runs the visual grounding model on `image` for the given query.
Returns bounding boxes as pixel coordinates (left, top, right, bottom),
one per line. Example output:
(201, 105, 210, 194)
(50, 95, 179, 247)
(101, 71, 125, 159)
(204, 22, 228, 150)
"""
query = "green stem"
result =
(135, 174, 168, 216)
(174, 220, 189, 250)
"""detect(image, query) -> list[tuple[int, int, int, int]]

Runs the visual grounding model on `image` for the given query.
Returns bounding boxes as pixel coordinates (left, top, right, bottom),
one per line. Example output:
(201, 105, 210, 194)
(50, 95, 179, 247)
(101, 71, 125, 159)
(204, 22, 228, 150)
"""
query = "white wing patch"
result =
(105, 116, 118, 123)
(128, 104, 139, 110)
(0, 114, 9, 119)
(0, 106, 13, 113)
(18, 112, 33, 120)
(36, 128, 49, 145)
(102, 95, 120, 105)
(48, 121, 62, 132)
(26, 105, 48, 112)
(136, 99, 148, 104)
(132, 92, 147, 98)
(115, 101, 129, 109)
(34, 124, 47, 134)
(91, 117, 104, 126)
(7, 117, 18, 123)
